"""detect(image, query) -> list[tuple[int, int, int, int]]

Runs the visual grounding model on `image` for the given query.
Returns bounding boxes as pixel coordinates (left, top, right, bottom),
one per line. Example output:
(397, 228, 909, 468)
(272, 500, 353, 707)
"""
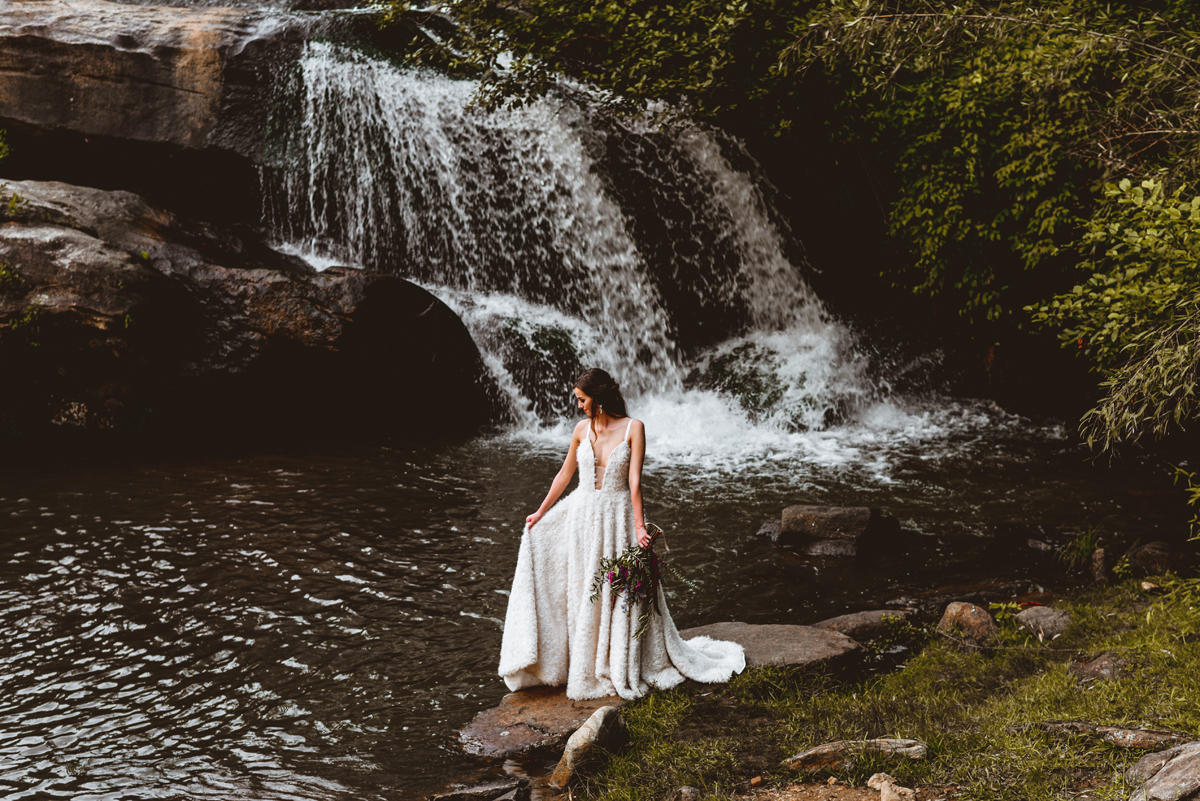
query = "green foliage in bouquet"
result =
(590, 523, 697, 640)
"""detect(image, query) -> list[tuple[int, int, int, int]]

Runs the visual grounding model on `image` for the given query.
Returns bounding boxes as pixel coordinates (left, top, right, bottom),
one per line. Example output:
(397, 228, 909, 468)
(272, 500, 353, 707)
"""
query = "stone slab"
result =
(459, 686, 625, 759)
(0, 0, 273, 153)
(781, 505, 874, 541)
(681, 622, 860, 668)
(774, 505, 899, 557)
(1126, 741, 1200, 801)
(813, 610, 910, 641)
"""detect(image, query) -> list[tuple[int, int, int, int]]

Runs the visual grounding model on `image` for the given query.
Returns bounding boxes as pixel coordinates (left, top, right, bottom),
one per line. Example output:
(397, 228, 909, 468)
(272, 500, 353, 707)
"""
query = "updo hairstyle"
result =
(575, 367, 629, 422)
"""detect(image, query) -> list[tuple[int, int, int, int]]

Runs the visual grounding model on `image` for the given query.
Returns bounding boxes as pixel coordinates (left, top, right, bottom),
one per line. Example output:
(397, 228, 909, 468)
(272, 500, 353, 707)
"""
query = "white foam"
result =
(270, 242, 345, 273)
(264, 44, 1064, 481)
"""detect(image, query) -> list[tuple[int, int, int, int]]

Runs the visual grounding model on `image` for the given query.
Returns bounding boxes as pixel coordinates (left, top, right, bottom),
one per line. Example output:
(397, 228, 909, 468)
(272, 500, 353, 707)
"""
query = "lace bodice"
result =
(579, 433, 632, 493)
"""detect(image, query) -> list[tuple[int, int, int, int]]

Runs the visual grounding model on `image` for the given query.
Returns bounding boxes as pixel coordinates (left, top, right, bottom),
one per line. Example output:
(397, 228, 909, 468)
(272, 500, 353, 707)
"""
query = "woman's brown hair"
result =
(575, 367, 629, 439)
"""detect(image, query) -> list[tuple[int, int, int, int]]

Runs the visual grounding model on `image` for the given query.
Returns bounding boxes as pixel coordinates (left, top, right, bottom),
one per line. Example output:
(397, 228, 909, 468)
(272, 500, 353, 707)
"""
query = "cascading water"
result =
(264, 41, 871, 438)
(4, 24, 1181, 801)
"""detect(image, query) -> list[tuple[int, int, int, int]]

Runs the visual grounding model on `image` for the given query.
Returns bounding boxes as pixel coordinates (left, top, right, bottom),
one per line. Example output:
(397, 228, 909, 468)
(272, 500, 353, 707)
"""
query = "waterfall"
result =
(264, 42, 870, 434)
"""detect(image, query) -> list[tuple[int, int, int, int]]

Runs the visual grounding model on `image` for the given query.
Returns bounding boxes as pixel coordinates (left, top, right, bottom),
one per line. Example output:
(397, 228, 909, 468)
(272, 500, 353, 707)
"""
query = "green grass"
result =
(581, 578, 1200, 800)
(0, 261, 22, 293)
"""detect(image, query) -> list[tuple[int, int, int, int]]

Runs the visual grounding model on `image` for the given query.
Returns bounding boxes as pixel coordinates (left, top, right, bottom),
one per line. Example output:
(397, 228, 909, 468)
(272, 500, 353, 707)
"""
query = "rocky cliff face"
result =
(0, 0, 304, 220)
(0, 179, 506, 444)
(0, 0, 285, 158)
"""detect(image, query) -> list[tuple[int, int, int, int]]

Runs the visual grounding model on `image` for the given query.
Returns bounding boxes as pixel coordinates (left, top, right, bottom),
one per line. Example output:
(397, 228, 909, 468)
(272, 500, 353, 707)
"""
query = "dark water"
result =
(0, 412, 1185, 800)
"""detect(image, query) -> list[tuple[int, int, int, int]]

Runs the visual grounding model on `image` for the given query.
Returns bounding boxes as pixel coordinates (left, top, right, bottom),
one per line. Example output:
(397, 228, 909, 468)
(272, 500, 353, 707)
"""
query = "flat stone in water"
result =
(459, 687, 624, 759)
(681, 622, 860, 667)
(813, 610, 910, 642)
(431, 778, 528, 801)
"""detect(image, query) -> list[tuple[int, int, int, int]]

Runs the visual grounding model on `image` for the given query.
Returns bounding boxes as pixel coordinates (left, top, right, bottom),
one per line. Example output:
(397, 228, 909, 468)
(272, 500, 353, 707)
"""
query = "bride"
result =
(498, 368, 745, 701)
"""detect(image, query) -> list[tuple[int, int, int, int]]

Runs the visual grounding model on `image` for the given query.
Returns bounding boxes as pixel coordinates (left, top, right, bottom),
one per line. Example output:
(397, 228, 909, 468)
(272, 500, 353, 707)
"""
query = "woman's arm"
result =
(525, 421, 585, 527)
(627, 419, 651, 548)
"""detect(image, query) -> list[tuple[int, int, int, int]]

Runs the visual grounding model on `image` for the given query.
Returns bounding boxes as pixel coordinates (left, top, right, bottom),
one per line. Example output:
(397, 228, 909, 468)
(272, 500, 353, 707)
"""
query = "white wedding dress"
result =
(499, 420, 746, 701)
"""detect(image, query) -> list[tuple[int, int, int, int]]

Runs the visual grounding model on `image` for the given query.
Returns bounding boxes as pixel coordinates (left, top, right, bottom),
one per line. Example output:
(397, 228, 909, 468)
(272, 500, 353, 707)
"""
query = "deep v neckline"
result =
(587, 435, 628, 471)
(585, 437, 628, 491)
(585, 420, 633, 490)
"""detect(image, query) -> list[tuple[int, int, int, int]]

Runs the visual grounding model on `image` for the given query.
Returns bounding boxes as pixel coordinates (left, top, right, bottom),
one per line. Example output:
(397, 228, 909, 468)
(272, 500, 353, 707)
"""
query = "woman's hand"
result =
(526, 511, 544, 528)
(636, 524, 651, 549)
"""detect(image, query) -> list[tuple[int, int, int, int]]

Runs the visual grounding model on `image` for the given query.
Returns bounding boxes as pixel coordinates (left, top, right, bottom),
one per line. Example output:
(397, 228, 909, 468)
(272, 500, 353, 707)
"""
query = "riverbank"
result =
(577, 576, 1200, 800)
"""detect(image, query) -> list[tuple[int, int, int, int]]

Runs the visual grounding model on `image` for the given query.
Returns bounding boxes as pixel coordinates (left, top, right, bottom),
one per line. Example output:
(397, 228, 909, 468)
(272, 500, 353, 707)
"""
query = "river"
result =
(0, 409, 1181, 800)
(0, 20, 1187, 801)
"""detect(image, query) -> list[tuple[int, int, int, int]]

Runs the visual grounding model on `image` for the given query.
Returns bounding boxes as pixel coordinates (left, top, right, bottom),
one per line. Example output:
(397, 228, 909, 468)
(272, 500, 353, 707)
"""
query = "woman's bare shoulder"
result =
(571, 419, 590, 438)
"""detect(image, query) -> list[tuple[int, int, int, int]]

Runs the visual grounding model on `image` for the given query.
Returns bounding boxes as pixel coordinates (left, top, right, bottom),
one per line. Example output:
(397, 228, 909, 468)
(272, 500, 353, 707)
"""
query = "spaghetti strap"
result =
(624, 419, 634, 441)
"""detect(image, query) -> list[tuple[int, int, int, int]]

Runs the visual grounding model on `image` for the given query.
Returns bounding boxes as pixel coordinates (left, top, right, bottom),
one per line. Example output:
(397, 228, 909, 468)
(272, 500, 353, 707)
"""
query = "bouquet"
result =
(589, 522, 697, 639)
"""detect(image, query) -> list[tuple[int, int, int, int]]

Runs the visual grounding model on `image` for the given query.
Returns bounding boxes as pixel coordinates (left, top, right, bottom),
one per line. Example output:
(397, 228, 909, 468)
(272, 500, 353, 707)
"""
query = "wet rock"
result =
(549, 705, 627, 789)
(430, 778, 527, 801)
(680, 622, 860, 669)
(935, 602, 998, 646)
(458, 687, 625, 759)
(0, 179, 503, 443)
(756, 519, 781, 540)
(1015, 606, 1071, 641)
(782, 738, 927, 772)
(490, 789, 529, 801)
(868, 772, 916, 801)
(773, 505, 900, 558)
(1124, 541, 1188, 577)
(1027, 539, 1055, 552)
(812, 610, 911, 642)
(667, 787, 702, 801)
(1070, 652, 1128, 681)
(491, 319, 583, 424)
(1126, 741, 1200, 801)
(1042, 721, 1192, 750)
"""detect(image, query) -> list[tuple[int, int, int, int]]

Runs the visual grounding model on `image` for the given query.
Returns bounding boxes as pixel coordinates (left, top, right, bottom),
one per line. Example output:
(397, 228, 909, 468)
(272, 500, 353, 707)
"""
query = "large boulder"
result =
(0, 0, 309, 218)
(0, 179, 504, 443)
(679, 622, 860, 669)
(766, 505, 901, 558)
(0, 0, 296, 160)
